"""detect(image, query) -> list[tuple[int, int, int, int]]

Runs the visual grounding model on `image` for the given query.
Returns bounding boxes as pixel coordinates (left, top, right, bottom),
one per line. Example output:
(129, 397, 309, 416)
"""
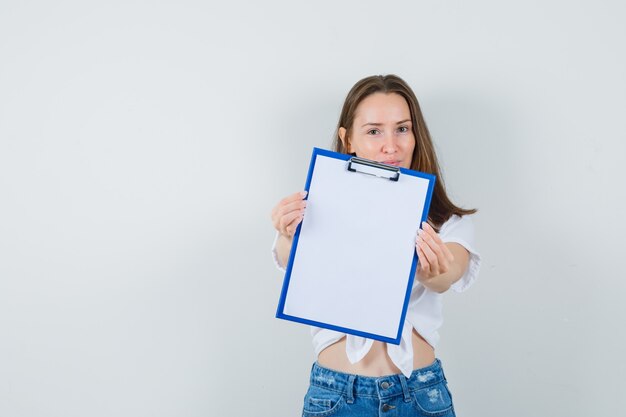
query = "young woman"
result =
(270, 75, 481, 417)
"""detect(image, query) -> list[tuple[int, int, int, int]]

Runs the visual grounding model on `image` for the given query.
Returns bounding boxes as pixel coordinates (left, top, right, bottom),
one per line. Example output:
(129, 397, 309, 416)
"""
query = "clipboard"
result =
(275, 147, 436, 345)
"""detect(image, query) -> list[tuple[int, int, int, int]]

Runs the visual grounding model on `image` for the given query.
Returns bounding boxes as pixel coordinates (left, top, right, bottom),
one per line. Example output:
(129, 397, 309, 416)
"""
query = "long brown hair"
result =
(332, 74, 476, 229)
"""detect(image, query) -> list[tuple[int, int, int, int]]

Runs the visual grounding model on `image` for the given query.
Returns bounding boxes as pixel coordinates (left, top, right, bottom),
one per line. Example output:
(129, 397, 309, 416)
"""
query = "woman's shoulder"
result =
(439, 213, 476, 241)
(441, 213, 475, 228)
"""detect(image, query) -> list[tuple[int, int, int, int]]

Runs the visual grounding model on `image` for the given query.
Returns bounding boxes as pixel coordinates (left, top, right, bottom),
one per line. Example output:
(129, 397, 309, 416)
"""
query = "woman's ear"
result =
(338, 127, 350, 152)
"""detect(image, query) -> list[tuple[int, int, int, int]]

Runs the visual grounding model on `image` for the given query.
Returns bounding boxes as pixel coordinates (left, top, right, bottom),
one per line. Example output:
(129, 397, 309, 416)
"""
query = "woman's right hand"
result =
(271, 191, 308, 239)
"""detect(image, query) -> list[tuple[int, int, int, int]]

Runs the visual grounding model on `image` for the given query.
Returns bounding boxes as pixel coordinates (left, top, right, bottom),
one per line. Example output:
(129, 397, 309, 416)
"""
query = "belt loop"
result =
(399, 374, 411, 402)
(346, 374, 356, 404)
(438, 359, 447, 381)
(310, 362, 317, 384)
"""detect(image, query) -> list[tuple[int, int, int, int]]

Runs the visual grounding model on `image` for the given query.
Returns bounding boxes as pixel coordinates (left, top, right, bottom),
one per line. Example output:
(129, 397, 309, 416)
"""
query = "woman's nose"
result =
(382, 134, 398, 153)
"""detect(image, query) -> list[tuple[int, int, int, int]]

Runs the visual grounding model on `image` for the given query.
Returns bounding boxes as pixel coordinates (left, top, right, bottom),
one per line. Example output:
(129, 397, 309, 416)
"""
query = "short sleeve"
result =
(271, 231, 287, 272)
(439, 215, 482, 293)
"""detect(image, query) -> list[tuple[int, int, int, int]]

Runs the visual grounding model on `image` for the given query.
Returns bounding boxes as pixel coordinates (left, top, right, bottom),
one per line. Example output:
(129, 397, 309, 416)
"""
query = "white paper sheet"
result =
(281, 152, 431, 340)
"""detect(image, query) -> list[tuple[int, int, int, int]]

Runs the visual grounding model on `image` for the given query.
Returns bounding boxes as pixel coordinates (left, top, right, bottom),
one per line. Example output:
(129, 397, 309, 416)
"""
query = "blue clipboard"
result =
(276, 147, 436, 345)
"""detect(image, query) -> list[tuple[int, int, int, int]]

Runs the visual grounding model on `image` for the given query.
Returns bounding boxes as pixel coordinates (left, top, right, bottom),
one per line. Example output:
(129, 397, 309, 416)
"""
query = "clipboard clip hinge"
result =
(347, 157, 400, 181)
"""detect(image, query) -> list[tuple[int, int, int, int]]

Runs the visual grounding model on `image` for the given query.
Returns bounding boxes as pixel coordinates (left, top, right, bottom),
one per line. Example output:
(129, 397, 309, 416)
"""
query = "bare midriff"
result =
(317, 328, 435, 377)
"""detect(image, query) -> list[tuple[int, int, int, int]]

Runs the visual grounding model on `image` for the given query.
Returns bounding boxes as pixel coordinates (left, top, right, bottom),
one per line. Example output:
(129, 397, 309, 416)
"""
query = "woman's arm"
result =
(271, 191, 307, 268)
(274, 233, 293, 268)
(415, 222, 471, 293)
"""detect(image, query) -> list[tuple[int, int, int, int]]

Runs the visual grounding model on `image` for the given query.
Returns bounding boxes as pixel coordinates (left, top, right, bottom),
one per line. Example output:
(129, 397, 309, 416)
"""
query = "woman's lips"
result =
(380, 160, 400, 166)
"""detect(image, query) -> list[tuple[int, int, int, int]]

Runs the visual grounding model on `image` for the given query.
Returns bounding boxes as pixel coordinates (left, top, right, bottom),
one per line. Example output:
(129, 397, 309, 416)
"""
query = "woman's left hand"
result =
(415, 222, 455, 285)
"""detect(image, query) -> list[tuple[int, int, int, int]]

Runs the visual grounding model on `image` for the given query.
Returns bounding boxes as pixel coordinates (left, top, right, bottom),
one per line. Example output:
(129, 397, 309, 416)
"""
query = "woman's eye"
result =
(398, 126, 409, 133)
(367, 129, 380, 135)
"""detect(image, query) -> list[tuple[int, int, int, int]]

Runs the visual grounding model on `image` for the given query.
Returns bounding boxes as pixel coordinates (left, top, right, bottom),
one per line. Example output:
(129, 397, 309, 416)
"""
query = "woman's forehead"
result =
(354, 93, 411, 124)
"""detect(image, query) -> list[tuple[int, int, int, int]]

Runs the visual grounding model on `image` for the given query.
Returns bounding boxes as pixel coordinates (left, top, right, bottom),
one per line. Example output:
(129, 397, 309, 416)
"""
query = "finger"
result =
(279, 208, 304, 231)
(420, 235, 450, 273)
(442, 243, 455, 263)
(420, 224, 454, 265)
(272, 191, 307, 220)
(279, 209, 304, 235)
(285, 211, 305, 236)
(417, 230, 444, 261)
(279, 191, 308, 207)
(273, 198, 307, 228)
(278, 199, 307, 218)
(417, 236, 439, 273)
(417, 228, 436, 250)
(416, 243, 430, 273)
(422, 222, 444, 245)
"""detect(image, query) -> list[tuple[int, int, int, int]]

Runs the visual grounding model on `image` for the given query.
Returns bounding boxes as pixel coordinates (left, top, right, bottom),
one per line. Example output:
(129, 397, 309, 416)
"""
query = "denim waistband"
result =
(310, 359, 446, 401)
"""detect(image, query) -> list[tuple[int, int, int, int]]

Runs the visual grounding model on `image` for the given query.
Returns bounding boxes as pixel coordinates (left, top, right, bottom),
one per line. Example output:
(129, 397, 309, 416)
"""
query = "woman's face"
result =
(339, 92, 415, 169)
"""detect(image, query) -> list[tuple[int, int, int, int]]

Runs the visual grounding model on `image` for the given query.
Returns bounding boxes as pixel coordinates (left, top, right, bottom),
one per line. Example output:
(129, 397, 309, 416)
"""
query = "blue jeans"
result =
(302, 359, 456, 417)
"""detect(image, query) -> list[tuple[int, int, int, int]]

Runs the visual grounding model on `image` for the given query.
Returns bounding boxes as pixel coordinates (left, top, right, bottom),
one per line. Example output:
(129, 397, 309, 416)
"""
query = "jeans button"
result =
(381, 403, 395, 412)
(380, 381, 390, 389)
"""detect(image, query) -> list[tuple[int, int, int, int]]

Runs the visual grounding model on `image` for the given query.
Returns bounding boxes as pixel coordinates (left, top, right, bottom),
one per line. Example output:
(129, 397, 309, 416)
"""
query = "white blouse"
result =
(271, 214, 481, 378)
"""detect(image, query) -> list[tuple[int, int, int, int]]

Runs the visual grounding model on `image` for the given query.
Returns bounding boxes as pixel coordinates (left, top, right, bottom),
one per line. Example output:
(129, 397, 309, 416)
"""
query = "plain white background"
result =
(1, 1, 624, 416)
